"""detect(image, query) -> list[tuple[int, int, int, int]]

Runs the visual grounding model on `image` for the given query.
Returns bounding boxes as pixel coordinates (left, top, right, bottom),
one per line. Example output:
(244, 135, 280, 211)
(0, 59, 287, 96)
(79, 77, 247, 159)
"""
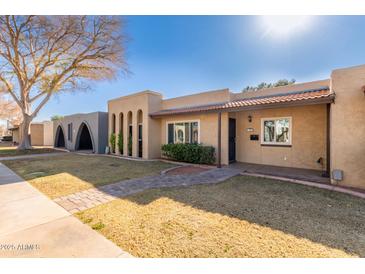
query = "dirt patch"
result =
(166, 166, 210, 175)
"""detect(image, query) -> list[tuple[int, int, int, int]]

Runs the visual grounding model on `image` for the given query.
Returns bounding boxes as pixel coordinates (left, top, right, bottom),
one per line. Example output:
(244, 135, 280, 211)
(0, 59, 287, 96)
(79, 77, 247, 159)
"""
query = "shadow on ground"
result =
(3, 154, 365, 257)
(122, 176, 365, 257)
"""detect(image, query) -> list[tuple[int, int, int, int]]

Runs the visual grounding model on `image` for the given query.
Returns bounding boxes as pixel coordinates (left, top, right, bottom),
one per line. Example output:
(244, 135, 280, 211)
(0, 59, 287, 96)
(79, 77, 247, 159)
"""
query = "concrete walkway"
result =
(0, 163, 131, 258)
(55, 168, 240, 213)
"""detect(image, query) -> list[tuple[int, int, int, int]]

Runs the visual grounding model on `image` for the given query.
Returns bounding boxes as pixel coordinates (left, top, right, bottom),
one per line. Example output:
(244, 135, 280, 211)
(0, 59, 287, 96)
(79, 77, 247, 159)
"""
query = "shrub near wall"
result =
(161, 143, 215, 165)
(117, 133, 123, 154)
(109, 133, 116, 153)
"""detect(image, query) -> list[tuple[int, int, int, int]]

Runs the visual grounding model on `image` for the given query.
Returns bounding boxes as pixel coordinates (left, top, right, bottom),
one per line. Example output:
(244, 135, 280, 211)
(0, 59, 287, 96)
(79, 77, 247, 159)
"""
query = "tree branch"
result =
(31, 92, 51, 119)
(0, 73, 22, 107)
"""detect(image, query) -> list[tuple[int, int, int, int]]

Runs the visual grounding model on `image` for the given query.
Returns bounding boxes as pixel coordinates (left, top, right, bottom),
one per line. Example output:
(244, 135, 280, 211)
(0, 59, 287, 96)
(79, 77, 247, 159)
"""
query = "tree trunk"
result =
(17, 114, 33, 150)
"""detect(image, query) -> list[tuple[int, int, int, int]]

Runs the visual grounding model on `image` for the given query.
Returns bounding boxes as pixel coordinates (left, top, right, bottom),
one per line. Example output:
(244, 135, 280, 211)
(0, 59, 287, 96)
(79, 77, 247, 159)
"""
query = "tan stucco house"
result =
(108, 64, 365, 189)
(10, 121, 53, 146)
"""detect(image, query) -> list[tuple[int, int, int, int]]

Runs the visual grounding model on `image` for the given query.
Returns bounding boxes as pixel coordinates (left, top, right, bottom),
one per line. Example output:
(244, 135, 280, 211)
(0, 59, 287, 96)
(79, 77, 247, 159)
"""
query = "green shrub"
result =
(117, 132, 123, 154)
(109, 133, 116, 153)
(161, 143, 215, 164)
(128, 134, 132, 156)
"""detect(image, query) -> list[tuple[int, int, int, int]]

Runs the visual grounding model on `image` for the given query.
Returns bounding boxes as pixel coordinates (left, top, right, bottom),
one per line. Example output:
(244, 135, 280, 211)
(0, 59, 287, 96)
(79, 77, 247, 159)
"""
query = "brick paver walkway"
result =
(54, 168, 240, 213)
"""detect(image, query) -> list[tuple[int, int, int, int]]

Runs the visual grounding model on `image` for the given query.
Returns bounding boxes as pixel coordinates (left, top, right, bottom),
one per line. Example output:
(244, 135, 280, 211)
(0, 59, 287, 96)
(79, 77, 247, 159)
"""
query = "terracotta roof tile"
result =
(150, 87, 334, 117)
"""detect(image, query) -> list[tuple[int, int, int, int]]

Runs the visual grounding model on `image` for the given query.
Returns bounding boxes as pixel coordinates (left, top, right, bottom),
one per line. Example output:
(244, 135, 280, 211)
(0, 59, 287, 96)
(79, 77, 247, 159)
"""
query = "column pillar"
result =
(124, 113, 129, 156)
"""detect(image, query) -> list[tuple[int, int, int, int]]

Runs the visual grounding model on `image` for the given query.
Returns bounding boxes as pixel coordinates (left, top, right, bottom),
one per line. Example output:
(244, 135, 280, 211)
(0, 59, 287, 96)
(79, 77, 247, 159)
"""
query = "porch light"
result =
(248, 115, 252, 123)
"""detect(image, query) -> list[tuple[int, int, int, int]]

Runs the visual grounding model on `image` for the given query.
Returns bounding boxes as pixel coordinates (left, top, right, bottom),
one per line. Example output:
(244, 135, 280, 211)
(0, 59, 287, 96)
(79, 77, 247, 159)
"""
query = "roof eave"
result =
(149, 94, 335, 118)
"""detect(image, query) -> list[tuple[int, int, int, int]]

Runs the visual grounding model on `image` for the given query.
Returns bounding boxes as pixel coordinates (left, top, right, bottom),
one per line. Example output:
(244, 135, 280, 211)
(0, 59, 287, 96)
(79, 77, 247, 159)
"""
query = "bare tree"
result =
(0, 91, 22, 126)
(0, 16, 127, 149)
(0, 124, 7, 136)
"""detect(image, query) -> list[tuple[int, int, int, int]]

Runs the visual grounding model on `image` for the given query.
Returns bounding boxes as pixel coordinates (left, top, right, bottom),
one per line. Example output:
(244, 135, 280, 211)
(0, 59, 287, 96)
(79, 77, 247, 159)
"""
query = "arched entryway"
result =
(75, 122, 94, 152)
(127, 111, 132, 156)
(54, 125, 65, 148)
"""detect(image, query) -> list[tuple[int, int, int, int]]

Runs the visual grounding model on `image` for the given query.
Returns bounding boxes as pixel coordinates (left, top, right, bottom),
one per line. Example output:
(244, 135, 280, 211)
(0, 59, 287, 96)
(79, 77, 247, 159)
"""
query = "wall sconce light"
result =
(248, 115, 252, 123)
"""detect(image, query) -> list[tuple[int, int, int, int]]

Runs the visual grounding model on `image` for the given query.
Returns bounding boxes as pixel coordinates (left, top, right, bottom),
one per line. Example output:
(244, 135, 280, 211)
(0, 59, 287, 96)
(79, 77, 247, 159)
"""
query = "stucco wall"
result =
(12, 128, 19, 143)
(42, 121, 54, 146)
(147, 94, 163, 158)
(98, 112, 109, 154)
(234, 104, 327, 170)
(108, 91, 163, 159)
(160, 112, 229, 165)
(231, 79, 330, 101)
(11, 124, 45, 145)
(30, 124, 44, 146)
(162, 89, 230, 109)
(53, 112, 107, 154)
(330, 65, 365, 189)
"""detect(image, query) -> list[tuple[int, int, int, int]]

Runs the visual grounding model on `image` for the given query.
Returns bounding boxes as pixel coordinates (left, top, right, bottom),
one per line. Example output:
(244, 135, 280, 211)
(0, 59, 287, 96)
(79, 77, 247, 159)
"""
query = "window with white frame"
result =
(261, 117, 291, 145)
(167, 121, 199, 144)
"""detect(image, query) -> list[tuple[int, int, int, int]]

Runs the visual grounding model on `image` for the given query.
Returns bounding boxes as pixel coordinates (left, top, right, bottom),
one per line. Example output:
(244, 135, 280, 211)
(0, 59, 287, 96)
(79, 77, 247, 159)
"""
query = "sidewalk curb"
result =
(241, 172, 365, 199)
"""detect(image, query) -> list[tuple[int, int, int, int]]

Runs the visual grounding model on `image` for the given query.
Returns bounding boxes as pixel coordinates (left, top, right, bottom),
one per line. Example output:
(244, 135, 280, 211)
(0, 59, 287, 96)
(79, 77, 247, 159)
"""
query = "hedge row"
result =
(161, 143, 215, 164)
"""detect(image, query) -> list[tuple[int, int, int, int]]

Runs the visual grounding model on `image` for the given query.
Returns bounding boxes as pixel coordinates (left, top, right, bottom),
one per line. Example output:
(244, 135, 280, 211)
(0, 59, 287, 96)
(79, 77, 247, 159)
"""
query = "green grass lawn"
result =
(76, 175, 365, 258)
(3, 154, 175, 198)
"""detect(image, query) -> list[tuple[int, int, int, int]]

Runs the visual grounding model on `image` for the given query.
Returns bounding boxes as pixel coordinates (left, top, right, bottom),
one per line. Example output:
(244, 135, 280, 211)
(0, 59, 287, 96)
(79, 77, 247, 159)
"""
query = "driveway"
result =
(0, 163, 131, 258)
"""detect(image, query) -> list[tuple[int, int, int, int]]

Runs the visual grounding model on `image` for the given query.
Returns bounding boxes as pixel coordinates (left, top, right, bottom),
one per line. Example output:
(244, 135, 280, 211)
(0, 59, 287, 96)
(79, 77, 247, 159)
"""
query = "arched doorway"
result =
(55, 126, 65, 148)
(112, 114, 116, 133)
(75, 122, 94, 151)
(127, 111, 132, 156)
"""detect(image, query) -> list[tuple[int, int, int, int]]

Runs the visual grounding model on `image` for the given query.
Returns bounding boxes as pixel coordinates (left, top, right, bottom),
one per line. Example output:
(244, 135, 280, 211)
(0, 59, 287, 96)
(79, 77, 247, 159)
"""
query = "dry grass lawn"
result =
(0, 142, 59, 157)
(76, 175, 365, 258)
(3, 154, 175, 198)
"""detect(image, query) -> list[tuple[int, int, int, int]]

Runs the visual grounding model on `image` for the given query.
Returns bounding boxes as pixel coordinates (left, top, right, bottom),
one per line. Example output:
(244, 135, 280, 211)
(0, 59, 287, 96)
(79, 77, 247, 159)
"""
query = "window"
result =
(67, 123, 72, 141)
(261, 117, 291, 145)
(167, 121, 199, 144)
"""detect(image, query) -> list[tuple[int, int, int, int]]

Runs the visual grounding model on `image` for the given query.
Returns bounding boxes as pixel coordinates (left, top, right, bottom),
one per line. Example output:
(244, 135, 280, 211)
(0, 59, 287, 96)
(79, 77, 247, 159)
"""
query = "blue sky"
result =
(34, 15, 365, 121)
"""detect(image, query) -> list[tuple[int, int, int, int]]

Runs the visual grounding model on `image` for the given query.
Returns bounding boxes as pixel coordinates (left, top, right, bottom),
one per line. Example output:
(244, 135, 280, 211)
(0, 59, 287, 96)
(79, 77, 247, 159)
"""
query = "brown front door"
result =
(229, 118, 236, 163)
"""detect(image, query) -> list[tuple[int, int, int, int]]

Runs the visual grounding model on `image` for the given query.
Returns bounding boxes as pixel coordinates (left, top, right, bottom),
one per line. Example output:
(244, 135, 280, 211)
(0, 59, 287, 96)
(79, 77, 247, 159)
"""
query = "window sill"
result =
(261, 144, 292, 147)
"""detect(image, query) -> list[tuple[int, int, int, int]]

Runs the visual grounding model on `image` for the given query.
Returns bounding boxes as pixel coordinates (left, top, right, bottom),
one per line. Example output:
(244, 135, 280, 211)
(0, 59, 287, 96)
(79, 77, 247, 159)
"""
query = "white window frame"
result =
(166, 120, 200, 144)
(261, 117, 292, 146)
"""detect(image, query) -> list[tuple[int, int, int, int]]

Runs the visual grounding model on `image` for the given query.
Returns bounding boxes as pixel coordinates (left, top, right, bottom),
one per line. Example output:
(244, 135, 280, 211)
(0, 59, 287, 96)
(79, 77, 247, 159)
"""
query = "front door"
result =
(229, 118, 236, 163)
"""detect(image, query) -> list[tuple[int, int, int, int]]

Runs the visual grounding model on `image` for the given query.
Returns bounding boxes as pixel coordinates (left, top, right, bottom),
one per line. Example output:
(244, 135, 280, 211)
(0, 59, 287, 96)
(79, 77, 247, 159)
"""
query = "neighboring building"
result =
(108, 64, 365, 189)
(9, 121, 53, 146)
(42, 121, 54, 146)
(53, 112, 108, 154)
